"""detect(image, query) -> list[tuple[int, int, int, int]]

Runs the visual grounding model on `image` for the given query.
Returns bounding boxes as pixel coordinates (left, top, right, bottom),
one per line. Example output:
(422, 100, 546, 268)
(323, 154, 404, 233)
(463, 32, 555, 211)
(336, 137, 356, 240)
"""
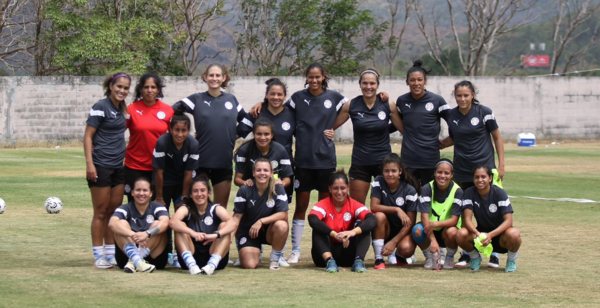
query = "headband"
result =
(111, 73, 131, 83)
(360, 69, 380, 78)
(435, 160, 453, 171)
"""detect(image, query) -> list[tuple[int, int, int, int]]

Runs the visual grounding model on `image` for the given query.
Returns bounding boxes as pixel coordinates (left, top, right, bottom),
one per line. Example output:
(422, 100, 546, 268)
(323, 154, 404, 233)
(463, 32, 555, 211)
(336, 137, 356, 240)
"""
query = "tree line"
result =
(1, 0, 598, 77)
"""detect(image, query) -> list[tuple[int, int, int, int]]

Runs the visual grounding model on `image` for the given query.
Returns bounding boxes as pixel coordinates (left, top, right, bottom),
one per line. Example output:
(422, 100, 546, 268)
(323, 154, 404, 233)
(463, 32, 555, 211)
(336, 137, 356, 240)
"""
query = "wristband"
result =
(214, 231, 221, 239)
(146, 230, 152, 238)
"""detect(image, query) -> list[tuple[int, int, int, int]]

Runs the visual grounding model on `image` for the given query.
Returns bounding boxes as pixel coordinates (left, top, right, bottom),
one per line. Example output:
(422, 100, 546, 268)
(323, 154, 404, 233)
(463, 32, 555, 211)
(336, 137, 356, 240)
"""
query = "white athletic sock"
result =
(292, 219, 305, 251)
(208, 254, 222, 268)
(422, 245, 431, 259)
(270, 249, 283, 262)
(507, 250, 519, 261)
(93, 246, 104, 262)
(281, 242, 287, 255)
(181, 251, 196, 268)
(446, 247, 457, 258)
(372, 239, 384, 260)
(467, 249, 480, 260)
(104, 244, 115, 261)
(137, 247, 151, 258)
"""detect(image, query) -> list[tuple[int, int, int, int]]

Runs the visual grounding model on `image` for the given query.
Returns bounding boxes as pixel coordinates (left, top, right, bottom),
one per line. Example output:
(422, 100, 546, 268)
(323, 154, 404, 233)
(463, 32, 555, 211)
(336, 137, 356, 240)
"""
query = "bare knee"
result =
(241, 258, 259, 269)
(504, 228, 521, 244)
(443, 227, 458, 241)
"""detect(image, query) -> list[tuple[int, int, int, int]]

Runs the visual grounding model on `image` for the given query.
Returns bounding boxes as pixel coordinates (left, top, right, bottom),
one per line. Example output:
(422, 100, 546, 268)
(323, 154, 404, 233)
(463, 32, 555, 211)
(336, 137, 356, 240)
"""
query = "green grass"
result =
(0, 146, 600, 307)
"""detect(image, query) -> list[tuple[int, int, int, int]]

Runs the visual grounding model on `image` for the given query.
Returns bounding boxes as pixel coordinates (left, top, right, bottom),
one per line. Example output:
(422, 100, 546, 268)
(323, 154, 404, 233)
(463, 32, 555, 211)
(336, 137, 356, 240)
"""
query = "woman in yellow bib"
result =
(412, 159, 463, 270)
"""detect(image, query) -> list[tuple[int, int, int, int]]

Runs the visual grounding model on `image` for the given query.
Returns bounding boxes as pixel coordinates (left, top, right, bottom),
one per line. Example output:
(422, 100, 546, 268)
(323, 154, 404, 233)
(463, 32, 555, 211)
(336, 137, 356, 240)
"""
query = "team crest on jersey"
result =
(271, 160, 279, 170)
(343, 212, 352, 221)
(224, 101, 233, 110)
(157, 111, 166, 120)
(324, 100, 333, 109)
(192, 170, 197, 178)
(183, 154, 188, 162)
(489, 204, 498, 213)
(396, 197, 405, 206)
(294, 179, 300, 189)
(425, 102, 434, 111)
(266, 199, 275, 208)
(239, 237, 247, 245)
(124, 184, 131, 194)
(378, 111, 386, 120)
(471, 117, 480, 126)
(146, 215, 154, 224)
(204, 216, 214, 226)
(282, 122, 291, 131)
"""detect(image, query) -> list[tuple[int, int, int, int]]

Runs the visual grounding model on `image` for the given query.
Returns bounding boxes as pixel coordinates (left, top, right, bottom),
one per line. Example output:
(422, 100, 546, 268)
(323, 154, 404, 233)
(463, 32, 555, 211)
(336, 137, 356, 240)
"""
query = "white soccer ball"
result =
(0, 198, 6, 214)
(45, 197, 63, 214)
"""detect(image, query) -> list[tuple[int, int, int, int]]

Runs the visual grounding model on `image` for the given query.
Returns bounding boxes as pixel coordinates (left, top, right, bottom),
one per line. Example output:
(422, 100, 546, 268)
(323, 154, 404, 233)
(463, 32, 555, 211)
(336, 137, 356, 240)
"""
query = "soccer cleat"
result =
(233, 258, 241, 266)
(201, 263, 216, 275)
(288, 250, 301, 264)
(94, 258, 113, 269)
(374, 259, 386, 270)
(188, 264, 201, 275)
(325, 259, 339, 273)
(173, 260, 181, 269)
(488, 254, 500, 268)
(439, 253, 445, 265)
(136, 259, 156, 273)
(278, 256, 290, 267)
(123, 259, 136, 273)
(409, 254, 417, 264)
(269, 261, 280, 270)
(107, 257, 118, 268)
(424, 256, 433, 269)
(443, 255, 455, 269)
(387, 253, 397, 265)
(455, 253, 471, 267)
(432, 252, 442, 271)
(505, 259, 517, 273)
(351, 259, 367, 273)
(470, 256, 482, 271)
(397, 256, 409, 267)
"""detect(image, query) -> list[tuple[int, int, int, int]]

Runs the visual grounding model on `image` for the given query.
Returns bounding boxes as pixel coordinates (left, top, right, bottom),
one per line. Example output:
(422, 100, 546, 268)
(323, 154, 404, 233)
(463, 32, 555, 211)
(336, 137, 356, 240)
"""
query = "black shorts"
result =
(115, 243, 169, 270)
(195, 167, 233, 186)
(87, 165, 125, 188)
(161, 184, 183, 210)
(349, 164, 381, 183)
(124, 166, 153, 202)
(294, 168, 336, 193)
(410, 168, 435, 187)
(433, 230, 446, 248)
(477, 227, 509, 254)
(237, 225, 270, 249)
(177, 249, 229, 271)
(386, 220, 404, 243)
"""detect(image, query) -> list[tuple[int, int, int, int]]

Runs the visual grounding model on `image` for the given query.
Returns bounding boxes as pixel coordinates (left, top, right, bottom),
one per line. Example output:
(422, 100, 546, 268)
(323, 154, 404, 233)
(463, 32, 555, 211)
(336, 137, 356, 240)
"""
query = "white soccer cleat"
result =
(269, 261, 280, 270)
(387, 253, 397, 265)
(287, 250, 301, 264)
(107, 257, 118, 268)
(233, 258, 241, 266)
(123, 259, 135, 273)
(443, 255, 455, 269)
(278, 256, 290, 267)
(424, 256, 433, 269)
(94, 258, 113, 270)
(136, 259, 156, 273)
(188, 264, 201, 275)
(409, 254, 417, 264)
(200, 264, 216, 275)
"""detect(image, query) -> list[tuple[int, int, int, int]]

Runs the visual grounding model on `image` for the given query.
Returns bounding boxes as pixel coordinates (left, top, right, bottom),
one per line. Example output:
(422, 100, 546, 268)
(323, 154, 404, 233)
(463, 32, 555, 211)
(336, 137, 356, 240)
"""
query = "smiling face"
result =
(203, 66, 225, 90)
(406, 71, 427, 98)
(360, 74, 379, 99)
(455, 86, 474, 110)
(132, 180, 152, 205)
(171, 122, 189, 147)
(434, 163, 453, 189)
(329, 179, 349, 204)
(141, 78, 159, 104)
(252, 161, 272, 185)
(382, 162, 401, 187)
(267, 85, 286, 109)
(254, 125, 273, 149)
(306, 68, 324, 92)
(473, 168, 492, 191)
(109, 77, 130, 103)
(191, 181, 210, 207)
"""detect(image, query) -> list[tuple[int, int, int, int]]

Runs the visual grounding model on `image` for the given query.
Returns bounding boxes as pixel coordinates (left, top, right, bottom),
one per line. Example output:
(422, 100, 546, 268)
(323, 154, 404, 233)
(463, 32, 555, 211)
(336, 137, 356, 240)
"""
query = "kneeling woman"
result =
(170, 176, 237, 275)
(232, 158, 289, 270)
(308, 170, 377, 273)
(370, 154, 420, 269)
(456, 165, 521, 272)
(413, 159, 463, 270)
(108, 178, 170, 273)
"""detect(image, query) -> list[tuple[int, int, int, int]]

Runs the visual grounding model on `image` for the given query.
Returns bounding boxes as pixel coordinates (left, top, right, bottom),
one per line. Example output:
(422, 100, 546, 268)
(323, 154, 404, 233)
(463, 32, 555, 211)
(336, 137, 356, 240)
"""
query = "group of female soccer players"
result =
(84, 60, 521, 275)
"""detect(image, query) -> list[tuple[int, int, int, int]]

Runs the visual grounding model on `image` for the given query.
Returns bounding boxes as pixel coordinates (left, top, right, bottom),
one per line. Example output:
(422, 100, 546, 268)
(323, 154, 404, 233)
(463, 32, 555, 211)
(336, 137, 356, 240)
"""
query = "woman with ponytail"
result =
(232, 158, 289, 270)
(84, 72, 131, 269)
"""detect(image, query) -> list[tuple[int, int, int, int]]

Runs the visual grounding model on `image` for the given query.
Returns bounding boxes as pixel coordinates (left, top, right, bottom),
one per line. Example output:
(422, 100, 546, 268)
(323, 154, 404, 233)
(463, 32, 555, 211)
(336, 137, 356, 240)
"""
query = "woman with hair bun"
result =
(84, 72, 131, 269)
(124, 73, 173, 202)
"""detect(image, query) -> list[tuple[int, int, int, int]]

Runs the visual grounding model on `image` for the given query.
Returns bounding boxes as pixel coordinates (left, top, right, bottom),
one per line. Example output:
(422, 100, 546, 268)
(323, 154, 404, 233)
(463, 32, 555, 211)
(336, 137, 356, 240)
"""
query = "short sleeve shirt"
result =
(309, 196, 371, 242)
(152, 134, 200, 186)
(396, 91, 450, 169)
(370, 175, 418, 227)
(235, 141, 293, 180)
(125, 100, 174, 171)
(417, 181, 463, 217)
(173, 92, 245, 169)
(289, 89, 349, 169)
(112, 201, 169, 232)
(349, 96, 392, 165)
(462, 185, 513, 232)
(86, 98, 127, 168)
(233, 184, 289, 234)
(183, 203, 222, 235)
(447, 104, 499, 182)
(237, 104, 296, 158)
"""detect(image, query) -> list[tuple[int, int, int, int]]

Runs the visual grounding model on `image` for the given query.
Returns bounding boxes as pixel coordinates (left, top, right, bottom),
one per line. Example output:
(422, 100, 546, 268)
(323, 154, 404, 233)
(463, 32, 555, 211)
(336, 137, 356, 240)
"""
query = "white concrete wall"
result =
(1, 75, 599, 144)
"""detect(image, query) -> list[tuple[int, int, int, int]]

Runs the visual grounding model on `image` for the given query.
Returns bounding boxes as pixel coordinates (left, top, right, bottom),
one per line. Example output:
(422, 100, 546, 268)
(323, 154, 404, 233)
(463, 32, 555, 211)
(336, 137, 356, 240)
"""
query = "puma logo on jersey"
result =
(204, 101, 211, 106)
(132, 218, 137, 223)
(405, 103, 412, 109)
(304, 99, 311, 105)
(110, 111, 117, 118)
(453, 120, 459, 125)
(474, 201, 480, 207)
(357, 112, 365, 118)
(136, 110, 143, 116)
(250, 200, 256, 206)
(167, 153, 173, 158)
(382, 191, 387, 197)
(329, 214, 334, 220)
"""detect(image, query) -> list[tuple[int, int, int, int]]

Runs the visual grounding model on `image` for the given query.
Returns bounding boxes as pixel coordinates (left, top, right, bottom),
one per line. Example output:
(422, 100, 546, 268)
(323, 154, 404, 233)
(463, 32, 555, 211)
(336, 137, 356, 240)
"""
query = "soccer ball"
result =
(45, 197, 63, 214)
(0, 198, 6, 214)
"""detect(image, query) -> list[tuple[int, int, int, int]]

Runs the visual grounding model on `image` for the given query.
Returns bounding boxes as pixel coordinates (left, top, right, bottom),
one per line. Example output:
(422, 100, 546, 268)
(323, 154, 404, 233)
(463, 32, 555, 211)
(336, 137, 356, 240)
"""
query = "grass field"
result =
(1, 142, 600, 307)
